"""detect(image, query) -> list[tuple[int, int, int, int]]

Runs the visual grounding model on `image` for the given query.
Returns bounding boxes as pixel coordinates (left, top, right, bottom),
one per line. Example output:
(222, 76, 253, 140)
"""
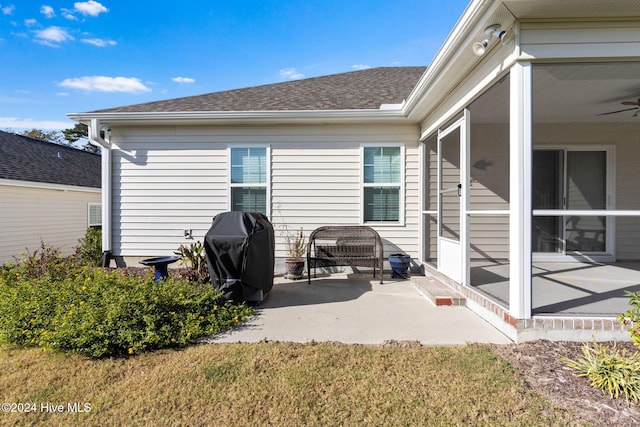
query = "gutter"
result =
(0, 178, 101, 193)
(87, 118, 113, 267)
(68, 108, 409, 126)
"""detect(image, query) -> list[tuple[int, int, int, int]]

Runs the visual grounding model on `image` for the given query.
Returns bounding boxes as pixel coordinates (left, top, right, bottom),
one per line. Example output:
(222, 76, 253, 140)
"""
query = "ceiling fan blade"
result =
(597, 106, 640, 116)
(621, 101, 640, 106)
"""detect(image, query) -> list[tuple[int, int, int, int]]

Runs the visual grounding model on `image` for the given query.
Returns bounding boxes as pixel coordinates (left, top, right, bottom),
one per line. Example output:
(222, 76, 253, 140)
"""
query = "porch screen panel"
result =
(230, 147, 267, 215)
(566, 151, 606, 252)
(532, 150, 563, 253)
(363, 147, 401, 223)
(423, 136, 438, 264)
(439, 128, 461, 241)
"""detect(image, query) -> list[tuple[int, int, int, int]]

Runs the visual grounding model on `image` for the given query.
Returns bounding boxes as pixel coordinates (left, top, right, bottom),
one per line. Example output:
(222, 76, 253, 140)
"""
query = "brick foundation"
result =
(416, 264, 630, 342)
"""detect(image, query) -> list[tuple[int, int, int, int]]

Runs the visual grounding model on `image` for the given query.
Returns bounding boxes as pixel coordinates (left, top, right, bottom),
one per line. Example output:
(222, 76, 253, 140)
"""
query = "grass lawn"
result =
(0, 342, 571, 426)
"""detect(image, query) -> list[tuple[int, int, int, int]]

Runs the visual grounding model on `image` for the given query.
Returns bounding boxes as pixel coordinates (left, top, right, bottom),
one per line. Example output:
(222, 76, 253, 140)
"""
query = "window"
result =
(229, 147, 269, 215)
(362, 145, 403, 223)
(88, 203, 101, 227)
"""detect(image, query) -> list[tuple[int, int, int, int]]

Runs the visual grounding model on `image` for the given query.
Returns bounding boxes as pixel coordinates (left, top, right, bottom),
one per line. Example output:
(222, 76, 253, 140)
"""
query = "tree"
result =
(62, 123, 98, 152)
(62, 123, 88, 145)
(20, 128, 65, 144)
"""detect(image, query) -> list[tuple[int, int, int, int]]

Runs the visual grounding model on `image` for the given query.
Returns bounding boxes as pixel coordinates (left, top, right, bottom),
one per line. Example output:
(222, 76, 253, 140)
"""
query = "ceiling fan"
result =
(598, 98, 640, 117)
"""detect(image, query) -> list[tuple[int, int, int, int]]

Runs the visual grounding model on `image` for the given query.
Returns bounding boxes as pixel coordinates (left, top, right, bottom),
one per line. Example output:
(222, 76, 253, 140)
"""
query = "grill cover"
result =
(204, 211, 274, 303)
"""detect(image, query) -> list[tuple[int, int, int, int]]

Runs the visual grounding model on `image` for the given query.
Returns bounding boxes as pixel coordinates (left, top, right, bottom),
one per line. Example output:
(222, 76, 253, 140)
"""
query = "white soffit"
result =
(503, 0, 640, 19)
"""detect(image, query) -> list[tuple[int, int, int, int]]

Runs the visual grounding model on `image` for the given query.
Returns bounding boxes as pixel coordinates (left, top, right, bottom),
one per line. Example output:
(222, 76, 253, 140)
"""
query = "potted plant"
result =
(284, 228, 306, 279)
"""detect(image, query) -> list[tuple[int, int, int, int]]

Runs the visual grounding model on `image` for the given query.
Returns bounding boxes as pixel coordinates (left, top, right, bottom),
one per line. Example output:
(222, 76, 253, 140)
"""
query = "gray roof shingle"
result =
(0, 131, 101, 188)
(91, 66, 426, 113)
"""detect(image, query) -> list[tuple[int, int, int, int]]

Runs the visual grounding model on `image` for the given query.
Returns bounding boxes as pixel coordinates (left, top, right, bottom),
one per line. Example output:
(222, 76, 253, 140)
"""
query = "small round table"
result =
(140, 256, 180, 281)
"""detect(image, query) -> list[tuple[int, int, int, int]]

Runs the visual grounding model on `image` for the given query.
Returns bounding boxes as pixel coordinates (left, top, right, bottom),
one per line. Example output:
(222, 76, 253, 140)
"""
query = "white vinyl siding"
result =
(108, 124, 420, 259)
(520, 21, 640, 60)
(0, 184, 101, 263)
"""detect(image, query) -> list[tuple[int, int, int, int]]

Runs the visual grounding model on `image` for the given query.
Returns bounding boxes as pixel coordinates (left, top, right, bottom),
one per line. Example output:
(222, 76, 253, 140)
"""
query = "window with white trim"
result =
(229, 146, 269, 215)
(362, 145, 403, 223)
(88, 203, 101, 227)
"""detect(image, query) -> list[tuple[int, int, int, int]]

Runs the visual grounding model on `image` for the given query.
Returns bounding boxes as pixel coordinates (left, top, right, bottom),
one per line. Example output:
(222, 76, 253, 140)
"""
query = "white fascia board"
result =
(402, 0, 503, 122)
(67, 108, 408, 126)
(0, 178, 100, 193)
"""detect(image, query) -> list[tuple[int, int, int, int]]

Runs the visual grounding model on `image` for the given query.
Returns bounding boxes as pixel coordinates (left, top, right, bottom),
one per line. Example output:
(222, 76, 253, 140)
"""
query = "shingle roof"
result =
(91, 66, 426, 113)
(0, 131, 101, 188)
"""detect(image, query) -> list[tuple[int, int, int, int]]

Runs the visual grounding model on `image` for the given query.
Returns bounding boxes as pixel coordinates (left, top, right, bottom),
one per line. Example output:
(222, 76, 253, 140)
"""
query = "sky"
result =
(0, 0, 471, 132)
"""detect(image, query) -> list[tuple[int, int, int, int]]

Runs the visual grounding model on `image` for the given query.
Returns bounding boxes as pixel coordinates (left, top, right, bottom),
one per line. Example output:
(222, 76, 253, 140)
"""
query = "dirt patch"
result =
(492, 340, 640, 426)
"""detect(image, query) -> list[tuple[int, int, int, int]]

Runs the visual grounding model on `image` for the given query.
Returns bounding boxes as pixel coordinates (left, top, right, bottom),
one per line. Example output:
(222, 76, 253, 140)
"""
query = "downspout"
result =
(88, 118, 113, 267)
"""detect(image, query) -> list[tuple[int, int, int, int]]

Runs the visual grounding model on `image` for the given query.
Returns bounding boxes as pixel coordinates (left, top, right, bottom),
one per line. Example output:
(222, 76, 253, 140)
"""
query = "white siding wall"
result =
(109, 124, 420, 262)
(0, 184, 101, 263)
(520, 21, 640, 59)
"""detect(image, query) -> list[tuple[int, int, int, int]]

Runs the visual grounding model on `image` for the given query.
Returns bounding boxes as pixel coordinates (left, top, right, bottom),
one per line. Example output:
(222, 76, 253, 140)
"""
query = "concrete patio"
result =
(210, 273, 512, 345)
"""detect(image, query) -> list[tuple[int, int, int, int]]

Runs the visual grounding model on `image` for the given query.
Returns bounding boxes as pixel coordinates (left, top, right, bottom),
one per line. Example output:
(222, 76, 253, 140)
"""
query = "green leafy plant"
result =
(561, 341, 640, 403)
(174, 241, 209, 283)
(76, 227, 103, 267)
(0, 245, 253, 358)
(285, 228, 306, 259)
(618, 290, 640, 348)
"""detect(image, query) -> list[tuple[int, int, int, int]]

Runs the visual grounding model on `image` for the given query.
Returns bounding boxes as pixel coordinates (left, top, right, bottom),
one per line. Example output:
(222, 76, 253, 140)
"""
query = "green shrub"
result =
(561, 342, 640, 403)
(76, 227, 103, 267)
(0, 250, 253, 358)
(618, 291, 640, 348)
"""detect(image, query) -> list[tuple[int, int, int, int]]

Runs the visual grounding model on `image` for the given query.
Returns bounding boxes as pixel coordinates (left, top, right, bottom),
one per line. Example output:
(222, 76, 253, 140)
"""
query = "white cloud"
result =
(172, 77, 195, 84)
(352, 64, 372, 70)
(24, 18, 37, 26)
(34, 26, 74, 46)
(61, 8, 77, 20)
(81, 38, 116, 47)
(74, 1, 108, 17)
(1, 4, 14, 15)
(0, 117, 74, 131)
(279, 68, 304, 80)
(41, 5, 55, 18)
(59, 76, 152, 93)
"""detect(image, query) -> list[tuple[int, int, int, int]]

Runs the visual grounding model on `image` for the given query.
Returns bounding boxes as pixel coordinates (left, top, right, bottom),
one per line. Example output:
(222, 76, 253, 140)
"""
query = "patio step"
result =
(412, 275, 466, 306)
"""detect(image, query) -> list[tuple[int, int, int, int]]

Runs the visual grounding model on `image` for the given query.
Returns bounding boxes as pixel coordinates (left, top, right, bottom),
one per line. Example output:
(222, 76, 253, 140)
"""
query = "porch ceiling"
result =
(471, 62, 640, 124)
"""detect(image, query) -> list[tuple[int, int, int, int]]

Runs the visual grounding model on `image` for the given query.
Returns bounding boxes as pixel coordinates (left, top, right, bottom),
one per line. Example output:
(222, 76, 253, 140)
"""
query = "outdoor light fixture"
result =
(472, 24, 506, 56)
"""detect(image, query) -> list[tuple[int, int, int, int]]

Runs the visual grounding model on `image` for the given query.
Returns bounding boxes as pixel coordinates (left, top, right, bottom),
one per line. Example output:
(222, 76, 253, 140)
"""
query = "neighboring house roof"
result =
(90, 67, 427, 113)
(0, 130, 101, 188)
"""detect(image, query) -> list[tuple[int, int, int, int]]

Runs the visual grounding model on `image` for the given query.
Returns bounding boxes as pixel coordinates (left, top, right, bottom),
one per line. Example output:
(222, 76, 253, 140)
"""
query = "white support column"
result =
(100, 143, 112, 254)
(509, 62, 532, 319)
(461, 109, 470, 286)
(88, 119, 112, 259)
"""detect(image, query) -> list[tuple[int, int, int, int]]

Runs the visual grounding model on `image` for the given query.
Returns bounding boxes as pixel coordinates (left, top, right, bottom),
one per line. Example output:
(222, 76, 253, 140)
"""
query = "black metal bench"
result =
(307, 226, 384, 284)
